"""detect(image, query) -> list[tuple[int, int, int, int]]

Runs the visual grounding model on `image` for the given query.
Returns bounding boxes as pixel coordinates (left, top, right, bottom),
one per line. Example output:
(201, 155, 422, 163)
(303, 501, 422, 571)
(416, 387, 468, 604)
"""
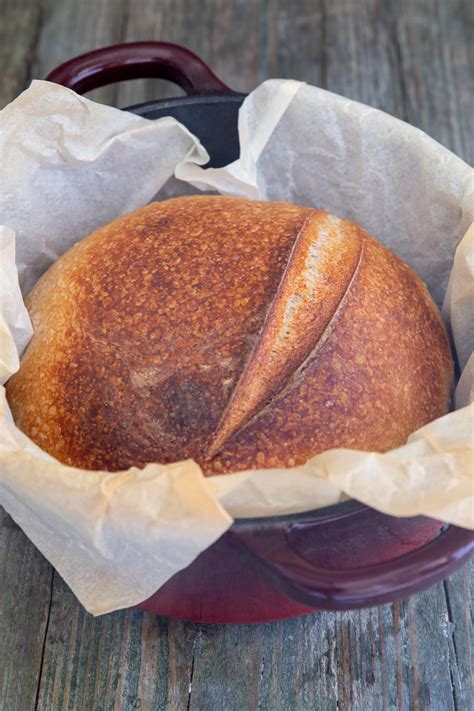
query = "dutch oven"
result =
(43, 42, 473, 624)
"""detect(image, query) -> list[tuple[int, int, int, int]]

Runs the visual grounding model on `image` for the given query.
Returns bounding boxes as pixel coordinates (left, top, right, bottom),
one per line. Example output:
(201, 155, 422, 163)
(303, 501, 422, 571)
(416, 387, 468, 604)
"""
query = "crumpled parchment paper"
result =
(0, 79, 472, 615)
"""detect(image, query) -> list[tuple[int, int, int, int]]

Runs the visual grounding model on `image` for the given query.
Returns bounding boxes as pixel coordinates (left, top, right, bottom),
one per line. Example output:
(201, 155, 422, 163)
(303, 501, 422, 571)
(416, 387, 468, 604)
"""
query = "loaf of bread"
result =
(6, 196, 453, 475)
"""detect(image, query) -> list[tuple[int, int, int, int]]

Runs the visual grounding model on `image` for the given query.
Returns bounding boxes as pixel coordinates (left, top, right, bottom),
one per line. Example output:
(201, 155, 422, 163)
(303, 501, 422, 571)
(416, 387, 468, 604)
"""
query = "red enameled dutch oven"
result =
(46, 42, 474, 624)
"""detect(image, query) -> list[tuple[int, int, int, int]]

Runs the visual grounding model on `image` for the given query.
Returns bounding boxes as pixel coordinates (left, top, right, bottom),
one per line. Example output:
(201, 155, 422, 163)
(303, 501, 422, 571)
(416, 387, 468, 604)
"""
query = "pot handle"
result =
(230, 522, 474, 610)
(45, 41, 233, 96)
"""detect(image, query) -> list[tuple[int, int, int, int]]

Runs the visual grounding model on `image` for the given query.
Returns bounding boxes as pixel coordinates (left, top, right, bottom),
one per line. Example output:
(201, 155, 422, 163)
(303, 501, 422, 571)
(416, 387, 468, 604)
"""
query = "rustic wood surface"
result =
(0, 1, 472, 709)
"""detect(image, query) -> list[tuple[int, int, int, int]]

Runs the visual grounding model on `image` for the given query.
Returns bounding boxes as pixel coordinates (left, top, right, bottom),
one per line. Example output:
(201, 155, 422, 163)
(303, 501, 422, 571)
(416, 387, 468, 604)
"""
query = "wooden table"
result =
(1, 1, 472, 709)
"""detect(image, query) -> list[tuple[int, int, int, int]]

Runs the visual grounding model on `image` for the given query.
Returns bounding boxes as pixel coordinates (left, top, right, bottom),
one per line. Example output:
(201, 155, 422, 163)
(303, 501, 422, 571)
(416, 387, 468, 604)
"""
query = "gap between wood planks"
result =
(186, 627, 201, 711)
(33, 570, 55, 711)
(443, 579, 462, 711)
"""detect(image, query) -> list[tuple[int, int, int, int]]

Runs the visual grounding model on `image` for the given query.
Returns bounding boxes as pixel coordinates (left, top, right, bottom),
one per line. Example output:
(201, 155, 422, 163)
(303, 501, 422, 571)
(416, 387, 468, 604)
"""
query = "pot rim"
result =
(231, 498, 367, 528)
(125, 92, 247, 117)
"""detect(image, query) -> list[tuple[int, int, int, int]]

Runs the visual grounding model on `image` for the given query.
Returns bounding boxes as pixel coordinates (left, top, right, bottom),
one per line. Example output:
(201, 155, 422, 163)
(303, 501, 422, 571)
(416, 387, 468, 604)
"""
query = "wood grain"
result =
(32, 0, 126, 106)
(395, 0, 474, 164)
(0, 0, 44, 107)
(25, 562, 473, 711)
(0, 509, 52, 711)
(0, 0, 472, 709)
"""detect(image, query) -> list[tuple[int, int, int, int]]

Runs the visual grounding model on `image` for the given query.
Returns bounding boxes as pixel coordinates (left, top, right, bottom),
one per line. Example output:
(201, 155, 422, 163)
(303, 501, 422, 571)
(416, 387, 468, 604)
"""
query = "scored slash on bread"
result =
(207, 212, 362, 458)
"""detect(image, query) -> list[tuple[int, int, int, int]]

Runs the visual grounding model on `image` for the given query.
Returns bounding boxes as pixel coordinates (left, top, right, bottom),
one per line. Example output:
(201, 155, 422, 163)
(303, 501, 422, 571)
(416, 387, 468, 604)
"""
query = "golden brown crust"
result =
(6, 196, 453, 475)
(205, 230, 454, 473)
(207, 211, 363, 456)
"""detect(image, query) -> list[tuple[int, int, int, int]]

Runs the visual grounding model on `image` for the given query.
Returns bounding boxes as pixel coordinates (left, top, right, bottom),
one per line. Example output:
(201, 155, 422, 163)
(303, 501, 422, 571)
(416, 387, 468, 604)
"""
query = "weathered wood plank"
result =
(0, 0, 43, 108)
(115, 0, 267, 107)
(442, 563, 474, 711)
(309, 0, 408, 117)
(35, 573, 195, 710)
(31, 0, 126, 106)
(0, 509, 53, 711)
(395, 0, 474, 164)
(30, 565, 473, 711)
(271, 0, 473, 163)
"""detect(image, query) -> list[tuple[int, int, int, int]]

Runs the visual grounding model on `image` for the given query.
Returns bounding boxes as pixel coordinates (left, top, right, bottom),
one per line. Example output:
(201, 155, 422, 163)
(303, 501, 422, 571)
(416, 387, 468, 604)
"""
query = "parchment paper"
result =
(0, 79, 472, 615)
